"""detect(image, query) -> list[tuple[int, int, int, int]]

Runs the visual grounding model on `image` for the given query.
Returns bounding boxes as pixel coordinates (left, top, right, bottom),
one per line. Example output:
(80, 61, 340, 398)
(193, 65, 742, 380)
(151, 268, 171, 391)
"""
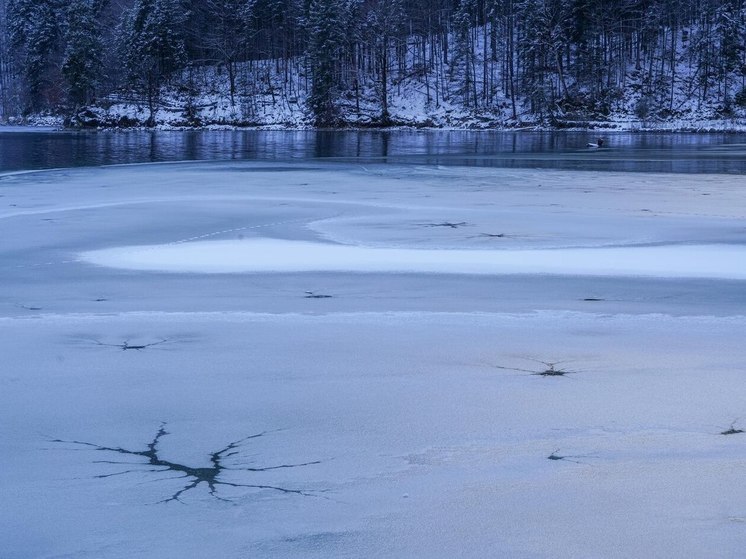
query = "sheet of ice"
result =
(3, 311, 746, 559)
(2, 161, 746, 558)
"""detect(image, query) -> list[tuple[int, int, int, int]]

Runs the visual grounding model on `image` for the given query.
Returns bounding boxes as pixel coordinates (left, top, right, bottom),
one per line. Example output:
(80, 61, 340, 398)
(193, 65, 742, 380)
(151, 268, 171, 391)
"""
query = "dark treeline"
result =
(1, 0, 745, 126)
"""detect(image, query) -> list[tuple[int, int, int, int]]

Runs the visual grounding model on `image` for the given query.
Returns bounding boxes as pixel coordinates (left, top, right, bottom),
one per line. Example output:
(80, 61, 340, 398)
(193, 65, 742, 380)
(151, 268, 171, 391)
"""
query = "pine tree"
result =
(516, 0, 573, 120)
(306, 0, 349, 125)
(365, 0, 406, 123)
(7, 0, 62, 112)
(715, 0, 745, 110)
(62, 0, 104, 107)
(0, 0, 16, 118)
(452, 0, 477, 107)
(202, 0, 252, 106)
(119, 0, 188, 125)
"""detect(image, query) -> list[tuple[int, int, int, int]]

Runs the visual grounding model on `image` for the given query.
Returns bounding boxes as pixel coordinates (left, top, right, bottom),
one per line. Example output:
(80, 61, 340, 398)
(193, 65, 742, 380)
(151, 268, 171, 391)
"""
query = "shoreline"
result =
(4, 120, 746, 134)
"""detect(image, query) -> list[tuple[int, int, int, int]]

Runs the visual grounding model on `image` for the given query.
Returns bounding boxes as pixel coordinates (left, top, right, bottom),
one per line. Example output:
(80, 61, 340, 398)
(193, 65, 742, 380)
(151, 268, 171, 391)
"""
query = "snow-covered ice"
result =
(82, 238, 746, 279)
(2, 161, 746, 558)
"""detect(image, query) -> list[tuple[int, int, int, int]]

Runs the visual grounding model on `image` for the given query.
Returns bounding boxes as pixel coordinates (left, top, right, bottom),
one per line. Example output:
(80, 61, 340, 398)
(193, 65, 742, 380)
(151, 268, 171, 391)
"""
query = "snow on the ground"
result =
(60, 26, 746, 131)
(2, 161, 746, 558)
(0, 124, 62, 133)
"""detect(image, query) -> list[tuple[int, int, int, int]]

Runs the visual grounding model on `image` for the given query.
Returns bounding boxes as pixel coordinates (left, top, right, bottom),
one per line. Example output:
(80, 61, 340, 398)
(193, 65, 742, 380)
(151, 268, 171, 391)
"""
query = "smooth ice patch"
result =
(80, 238, 746, 279)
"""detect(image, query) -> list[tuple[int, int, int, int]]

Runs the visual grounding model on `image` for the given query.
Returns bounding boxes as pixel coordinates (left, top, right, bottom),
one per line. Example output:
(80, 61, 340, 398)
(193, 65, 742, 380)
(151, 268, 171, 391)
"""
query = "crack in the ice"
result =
(304, 290, 333, 299)
(721, 419, 744, 435)
(52, 424, 322, 503)
(494, 358, 581, 377)
(424, 221, 469, 229)
(547, 448, 593, 464)
(86, 338, 171, 351)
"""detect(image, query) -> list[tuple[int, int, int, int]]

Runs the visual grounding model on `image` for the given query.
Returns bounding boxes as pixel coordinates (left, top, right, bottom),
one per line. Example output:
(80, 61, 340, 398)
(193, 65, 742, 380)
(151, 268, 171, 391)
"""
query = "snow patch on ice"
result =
(80, 238, 746, 279)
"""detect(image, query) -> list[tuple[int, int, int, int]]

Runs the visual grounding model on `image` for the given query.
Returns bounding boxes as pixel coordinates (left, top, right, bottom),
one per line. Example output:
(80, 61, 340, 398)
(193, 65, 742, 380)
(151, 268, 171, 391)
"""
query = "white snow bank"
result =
(0, 124, 61, 133)
(81, 238, 746, 279)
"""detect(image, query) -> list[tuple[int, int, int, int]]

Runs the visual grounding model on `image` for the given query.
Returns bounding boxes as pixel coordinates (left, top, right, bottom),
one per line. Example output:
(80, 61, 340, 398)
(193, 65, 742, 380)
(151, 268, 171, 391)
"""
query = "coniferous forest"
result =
(1, 0, 746, 127)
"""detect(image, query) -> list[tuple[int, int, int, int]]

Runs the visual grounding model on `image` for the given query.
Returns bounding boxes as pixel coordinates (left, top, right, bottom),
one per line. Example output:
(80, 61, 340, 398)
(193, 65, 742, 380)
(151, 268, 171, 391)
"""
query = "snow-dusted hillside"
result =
(67, 22, 746, 131)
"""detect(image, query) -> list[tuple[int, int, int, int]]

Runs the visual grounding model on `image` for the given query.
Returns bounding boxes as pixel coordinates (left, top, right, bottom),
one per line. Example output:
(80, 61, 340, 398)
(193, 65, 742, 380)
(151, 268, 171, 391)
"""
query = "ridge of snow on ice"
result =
(81, 238, 746, 280)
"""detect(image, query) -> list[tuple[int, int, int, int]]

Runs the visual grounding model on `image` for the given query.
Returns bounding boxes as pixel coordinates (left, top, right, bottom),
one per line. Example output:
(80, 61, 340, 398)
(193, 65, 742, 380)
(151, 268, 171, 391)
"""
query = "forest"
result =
(1, 0, 746, 127)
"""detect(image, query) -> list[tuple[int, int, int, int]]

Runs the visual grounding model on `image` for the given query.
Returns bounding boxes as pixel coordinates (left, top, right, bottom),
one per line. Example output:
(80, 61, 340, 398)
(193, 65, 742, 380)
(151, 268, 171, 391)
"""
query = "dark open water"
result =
(1, 128, 746, 174)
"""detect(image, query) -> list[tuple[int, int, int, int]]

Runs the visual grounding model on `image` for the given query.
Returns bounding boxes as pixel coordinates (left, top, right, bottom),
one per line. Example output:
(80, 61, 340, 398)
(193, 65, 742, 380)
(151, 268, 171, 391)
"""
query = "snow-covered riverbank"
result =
(9, 117, 746, 133)
(2, 162, 745, 558)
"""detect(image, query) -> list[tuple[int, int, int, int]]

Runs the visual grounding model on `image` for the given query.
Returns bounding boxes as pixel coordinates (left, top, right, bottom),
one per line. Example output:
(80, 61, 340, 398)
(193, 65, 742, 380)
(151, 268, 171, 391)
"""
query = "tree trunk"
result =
(380, 44, 389, 124)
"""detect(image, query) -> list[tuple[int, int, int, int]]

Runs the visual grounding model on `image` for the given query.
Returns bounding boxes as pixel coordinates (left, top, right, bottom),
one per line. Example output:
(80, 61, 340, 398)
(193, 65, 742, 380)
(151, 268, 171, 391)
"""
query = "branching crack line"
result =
(547, 449, 595, 464)
(472, 232, 507, 238)
(423, 221, 469, 229)
(721, 419, 744, 435)
(51, 424, 322, 503)
(84, 338, 171, 351)
(304, 290, 333, 299)
(493, 358, 582, 378)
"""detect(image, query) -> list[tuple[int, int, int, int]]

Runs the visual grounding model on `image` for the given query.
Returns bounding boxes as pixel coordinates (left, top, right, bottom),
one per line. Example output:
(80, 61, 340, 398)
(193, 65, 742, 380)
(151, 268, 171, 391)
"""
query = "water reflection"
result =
(1, 129, 745, 174)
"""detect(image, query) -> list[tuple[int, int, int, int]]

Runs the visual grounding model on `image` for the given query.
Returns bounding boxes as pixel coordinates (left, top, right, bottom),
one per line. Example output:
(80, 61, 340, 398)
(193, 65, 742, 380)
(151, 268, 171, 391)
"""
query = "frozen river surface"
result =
(2, 161, 746, 558)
